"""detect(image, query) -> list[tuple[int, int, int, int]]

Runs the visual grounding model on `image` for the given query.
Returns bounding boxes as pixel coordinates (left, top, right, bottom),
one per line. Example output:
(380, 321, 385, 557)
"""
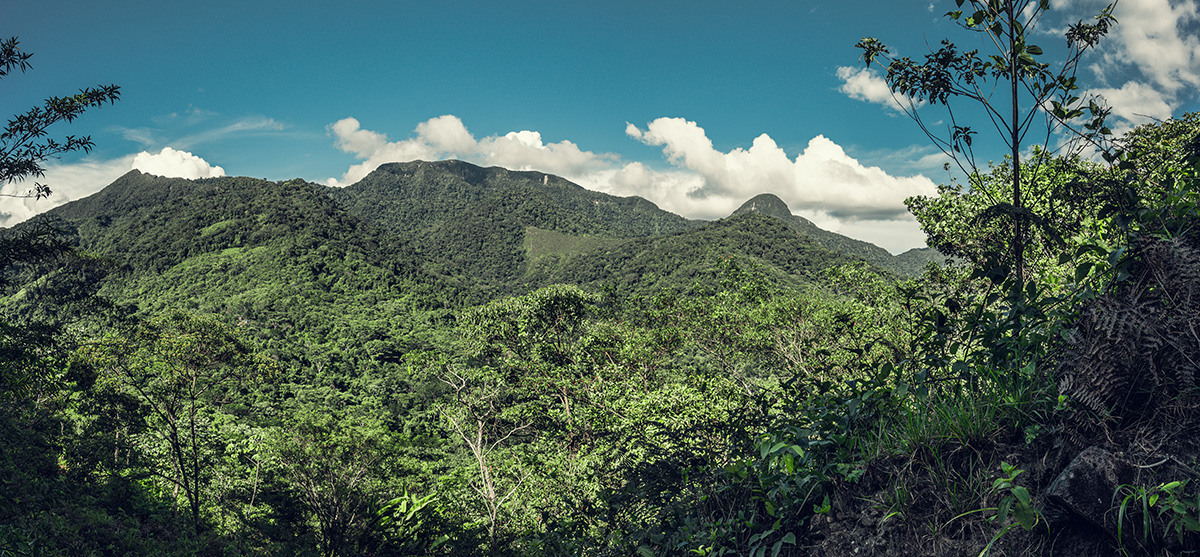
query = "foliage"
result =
(1116, 480, 1200, 553)
(6, 112, 1200, 556)
(978, 462, 1041, 556)
(907, 151, 1120, 277)
(858, 0, 1116, 280)
(79, 310, 272, 532)
(1, 36, 120, 193)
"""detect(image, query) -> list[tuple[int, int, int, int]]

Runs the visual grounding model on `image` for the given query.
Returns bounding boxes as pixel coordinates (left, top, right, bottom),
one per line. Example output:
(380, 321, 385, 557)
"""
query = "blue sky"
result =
(4, 0, 1199, 252)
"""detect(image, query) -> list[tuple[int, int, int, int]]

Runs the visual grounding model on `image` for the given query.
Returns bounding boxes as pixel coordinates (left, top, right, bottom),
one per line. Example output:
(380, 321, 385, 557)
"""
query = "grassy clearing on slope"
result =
(523, 226, 629, 260)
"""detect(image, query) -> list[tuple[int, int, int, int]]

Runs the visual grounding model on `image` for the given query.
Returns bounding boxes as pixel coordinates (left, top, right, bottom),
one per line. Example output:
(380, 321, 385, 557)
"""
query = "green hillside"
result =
(10, 171, 453, 369)
(523, 211, 858, 295)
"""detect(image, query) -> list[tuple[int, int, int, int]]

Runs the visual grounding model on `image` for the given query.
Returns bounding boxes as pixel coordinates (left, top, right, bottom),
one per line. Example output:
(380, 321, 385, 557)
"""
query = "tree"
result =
(272, 415, 384, 557)
(1, 34, 116, 393)
(83, 311, 269, 533)
(423, 285, 610, 551)
(856, 0, 1116, 280)
(906, 150, 1119, 276)
(1, 36, 120, 197)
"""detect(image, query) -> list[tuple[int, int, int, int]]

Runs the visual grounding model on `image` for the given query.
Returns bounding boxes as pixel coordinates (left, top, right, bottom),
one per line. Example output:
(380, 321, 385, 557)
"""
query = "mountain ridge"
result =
(16, 161, 943, 290)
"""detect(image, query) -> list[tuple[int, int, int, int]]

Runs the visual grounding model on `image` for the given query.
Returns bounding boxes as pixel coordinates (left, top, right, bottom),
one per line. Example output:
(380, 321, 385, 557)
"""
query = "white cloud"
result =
(1107, 0, 1200, 93)
(836, 66, 921, 113)
(132, 147, 226, 179)
(327, 115, 937, 252)
(1055, 0, 1200, 129)
(1089, 80, 1175, 129)
(622, 117, 938, 221)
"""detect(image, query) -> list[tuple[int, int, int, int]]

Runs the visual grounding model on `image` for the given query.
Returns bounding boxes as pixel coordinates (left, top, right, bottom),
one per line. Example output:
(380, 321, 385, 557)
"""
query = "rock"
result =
(1046, 446, 1135, 537)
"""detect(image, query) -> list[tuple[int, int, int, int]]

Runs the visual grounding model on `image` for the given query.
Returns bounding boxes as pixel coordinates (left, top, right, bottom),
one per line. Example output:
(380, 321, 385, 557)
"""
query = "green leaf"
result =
(1014, 503, 1037, 529)
(1075, 262, 1093, 283)
(996, 497, 1013, 523)
(1012, 486, 1032, 507)
(1026, 45, 1043, 55)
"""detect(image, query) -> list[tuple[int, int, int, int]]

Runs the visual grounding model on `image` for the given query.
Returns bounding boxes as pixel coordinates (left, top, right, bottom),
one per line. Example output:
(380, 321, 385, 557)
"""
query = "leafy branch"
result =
(1, 36, 120, 195)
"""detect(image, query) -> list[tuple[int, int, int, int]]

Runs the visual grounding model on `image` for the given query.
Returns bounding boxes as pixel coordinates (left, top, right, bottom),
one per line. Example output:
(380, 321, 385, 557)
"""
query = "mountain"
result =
(326, 161, 696, 287)
(8, 170, 449, 367)
(732, 193, 946, 276)
(11, 163, 935, 319)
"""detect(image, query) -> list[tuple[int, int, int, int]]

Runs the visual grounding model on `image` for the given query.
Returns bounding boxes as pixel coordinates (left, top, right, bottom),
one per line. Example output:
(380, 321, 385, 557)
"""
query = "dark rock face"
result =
(1046, 446, 1135, 537)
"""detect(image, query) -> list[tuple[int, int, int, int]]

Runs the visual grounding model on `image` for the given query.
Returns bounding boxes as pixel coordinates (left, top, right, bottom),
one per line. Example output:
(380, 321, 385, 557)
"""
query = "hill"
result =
(522, 211, 858, 295)
(731, 193, 946, 276)
(326, 161, 931, 296)
(7, 170, 449, 368)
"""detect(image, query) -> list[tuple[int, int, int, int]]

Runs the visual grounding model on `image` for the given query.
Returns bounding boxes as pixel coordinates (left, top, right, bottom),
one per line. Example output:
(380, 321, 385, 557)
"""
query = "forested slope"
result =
(523, 211, 857, 295)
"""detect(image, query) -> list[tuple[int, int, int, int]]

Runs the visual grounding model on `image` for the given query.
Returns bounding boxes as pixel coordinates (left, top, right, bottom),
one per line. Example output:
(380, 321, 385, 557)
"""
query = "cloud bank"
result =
(328, 115, 938, 253)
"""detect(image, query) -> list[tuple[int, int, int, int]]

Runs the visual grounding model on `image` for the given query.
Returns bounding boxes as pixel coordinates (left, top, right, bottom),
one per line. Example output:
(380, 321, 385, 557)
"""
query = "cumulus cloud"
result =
(1106, 0, 1200, 93)
(1051, 0, 1200, 129)
(622, 117, 938, 221)
(328, 115, 937, 252)
(835, 66, 920, 113)
(132, 147, 226, 179)
(1090, 81, 1175, 129)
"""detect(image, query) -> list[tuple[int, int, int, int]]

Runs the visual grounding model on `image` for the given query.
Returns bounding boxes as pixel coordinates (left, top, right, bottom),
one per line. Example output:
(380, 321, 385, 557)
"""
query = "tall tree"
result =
(83, 311, 268, 533)
(856, 0, 1116, 280)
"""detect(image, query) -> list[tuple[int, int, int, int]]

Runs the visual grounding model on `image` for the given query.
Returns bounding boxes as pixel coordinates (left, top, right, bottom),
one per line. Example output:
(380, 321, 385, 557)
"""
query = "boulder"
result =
(1046, 446, 1135, 537)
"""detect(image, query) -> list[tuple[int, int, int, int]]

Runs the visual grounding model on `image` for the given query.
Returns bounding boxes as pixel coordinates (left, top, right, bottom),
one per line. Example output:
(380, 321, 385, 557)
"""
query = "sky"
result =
(3, 0, 1199, 253)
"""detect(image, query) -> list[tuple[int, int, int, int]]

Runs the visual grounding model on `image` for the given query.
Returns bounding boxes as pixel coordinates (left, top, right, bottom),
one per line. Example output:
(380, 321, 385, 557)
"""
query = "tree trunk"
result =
(1008, 0, 1024, 283)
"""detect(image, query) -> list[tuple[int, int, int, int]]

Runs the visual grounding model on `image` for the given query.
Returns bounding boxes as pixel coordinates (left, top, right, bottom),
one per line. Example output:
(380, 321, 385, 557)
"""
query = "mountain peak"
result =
(733, 193, 794, 220)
